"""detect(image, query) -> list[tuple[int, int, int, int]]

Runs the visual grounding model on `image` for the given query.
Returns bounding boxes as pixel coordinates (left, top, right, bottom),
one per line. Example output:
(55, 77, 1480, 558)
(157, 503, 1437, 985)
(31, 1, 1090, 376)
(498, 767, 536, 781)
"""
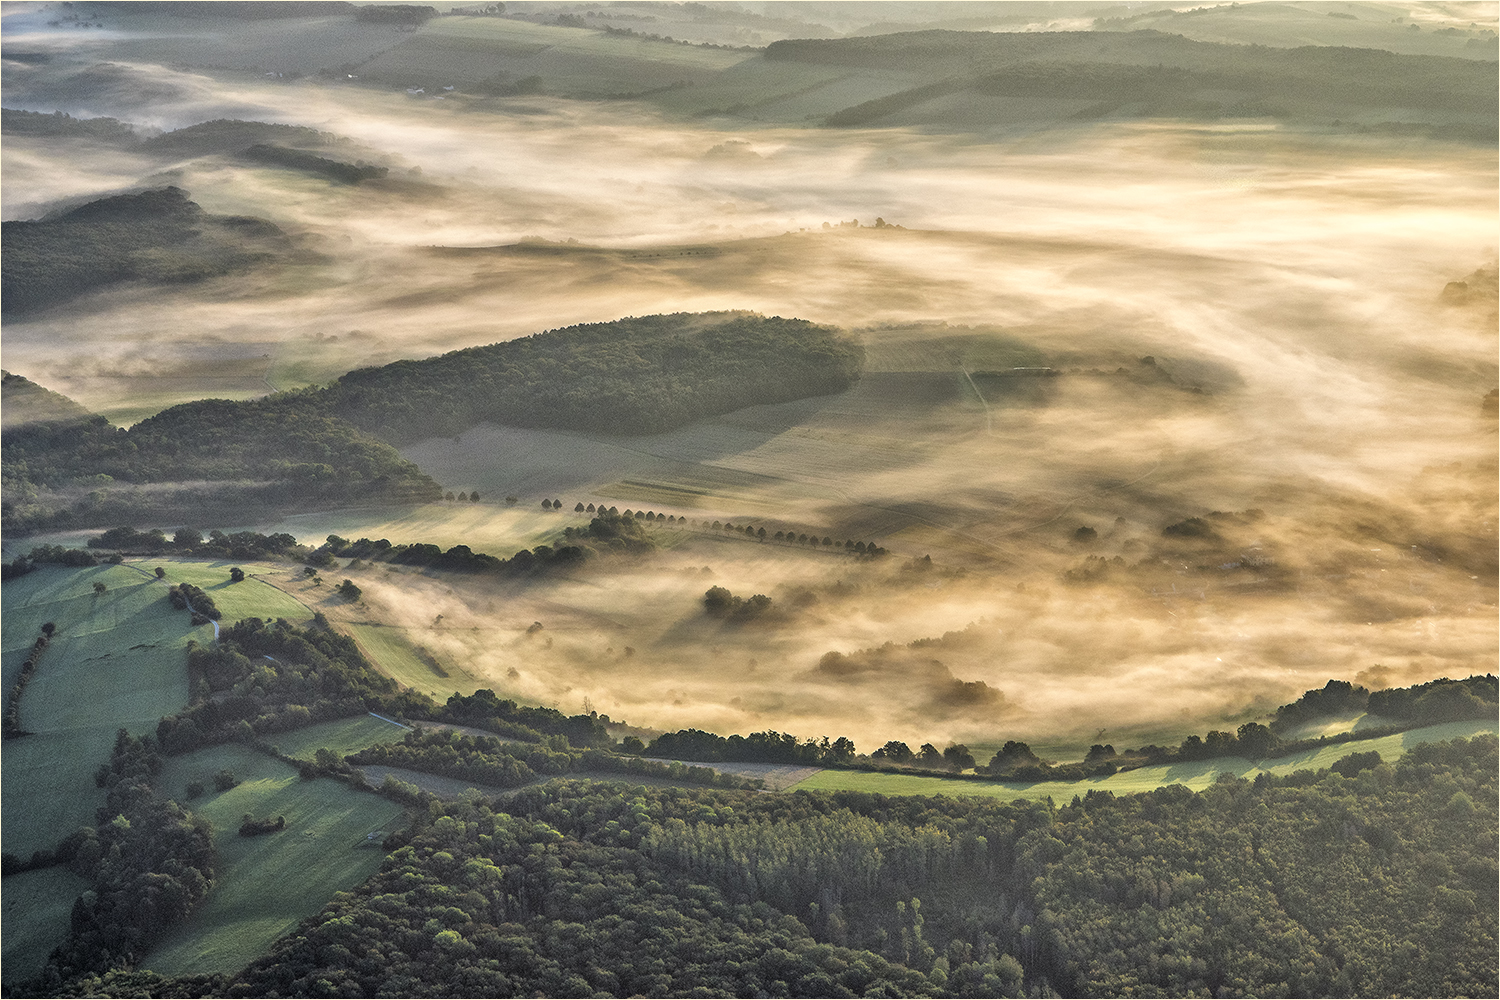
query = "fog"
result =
(4, 20, 1495, 753)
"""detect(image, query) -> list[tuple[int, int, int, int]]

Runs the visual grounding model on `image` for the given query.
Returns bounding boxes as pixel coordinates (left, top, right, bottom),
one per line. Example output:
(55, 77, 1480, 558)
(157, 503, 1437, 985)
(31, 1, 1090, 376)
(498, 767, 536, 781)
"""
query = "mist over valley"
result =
(1, 6, 1496, 994)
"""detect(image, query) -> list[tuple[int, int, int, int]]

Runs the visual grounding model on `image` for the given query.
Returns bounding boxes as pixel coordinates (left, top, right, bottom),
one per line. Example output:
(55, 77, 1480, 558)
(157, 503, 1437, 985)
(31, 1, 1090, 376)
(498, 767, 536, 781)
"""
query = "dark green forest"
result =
(0, 188, 303, 315)
(23, 736, 1495, 999)
(1, 312, 863, 532)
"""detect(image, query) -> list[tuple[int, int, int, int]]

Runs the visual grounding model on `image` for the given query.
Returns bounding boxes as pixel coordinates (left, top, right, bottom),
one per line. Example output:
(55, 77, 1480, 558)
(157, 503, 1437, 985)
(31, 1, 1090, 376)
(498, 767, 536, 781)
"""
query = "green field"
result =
(1, 562, 313, 858)
(0, 866, 91, 985)
(144, 744, 406, 977)
(790, 719, 1500, 801)
(135, 560, 315, 624)
(1, 564, 194, 856)
(268, 714, 410, 760)
(345, 622, 486, 701)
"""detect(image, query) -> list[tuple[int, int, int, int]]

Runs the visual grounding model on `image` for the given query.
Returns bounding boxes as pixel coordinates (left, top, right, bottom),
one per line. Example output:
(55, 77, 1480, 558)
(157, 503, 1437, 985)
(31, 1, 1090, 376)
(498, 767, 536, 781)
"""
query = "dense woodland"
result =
(312, 312, 864, 444)
(0, 313, 863, 533)
(21, 736, 1494, 998)
(0, 188, 301, 316)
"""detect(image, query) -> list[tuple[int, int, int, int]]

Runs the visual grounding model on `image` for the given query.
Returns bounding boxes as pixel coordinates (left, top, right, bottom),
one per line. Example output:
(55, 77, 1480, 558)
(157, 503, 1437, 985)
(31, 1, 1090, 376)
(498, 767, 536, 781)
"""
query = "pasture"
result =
(145, 744, 406, 977)
(268, 713, 410, 760)
(141, 560, 316, 623)
(0, 866, 91, 985)
(789, 719, 1500, 801)
(0, 561, 313, 857)
(1, 564, 193, 856)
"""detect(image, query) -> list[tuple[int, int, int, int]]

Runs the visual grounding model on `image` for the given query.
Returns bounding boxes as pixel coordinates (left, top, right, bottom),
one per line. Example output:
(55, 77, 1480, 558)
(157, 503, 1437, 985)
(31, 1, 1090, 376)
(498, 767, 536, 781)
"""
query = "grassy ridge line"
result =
(788, 718, 1500, 800)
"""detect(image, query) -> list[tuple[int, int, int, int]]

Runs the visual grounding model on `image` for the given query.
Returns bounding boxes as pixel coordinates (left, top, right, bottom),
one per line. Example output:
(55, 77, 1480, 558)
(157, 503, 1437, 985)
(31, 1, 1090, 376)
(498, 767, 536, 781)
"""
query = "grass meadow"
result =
(0, 866, 91, 985)
(1, 564, 193, 856)
(1, 562, 313, 858)
(268, 713, 410, 760)
(144, 744, 406, 977)
(789, 719, 1500, 802)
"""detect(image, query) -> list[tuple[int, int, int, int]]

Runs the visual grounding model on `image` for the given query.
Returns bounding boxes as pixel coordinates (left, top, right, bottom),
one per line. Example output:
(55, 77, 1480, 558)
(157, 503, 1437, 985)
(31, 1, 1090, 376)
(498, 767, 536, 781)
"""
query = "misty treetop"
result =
(316, 311, 865, 444)
(0, 187, 304, 315)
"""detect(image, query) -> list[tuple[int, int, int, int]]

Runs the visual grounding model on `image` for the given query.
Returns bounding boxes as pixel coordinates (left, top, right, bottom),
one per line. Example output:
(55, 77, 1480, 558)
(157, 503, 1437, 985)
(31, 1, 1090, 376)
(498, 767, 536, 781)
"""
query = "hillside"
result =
(0, 188, 303, 315)
(767, 29, 1498, 135)
(0, 372, 92, 431)
(0, 313, 863, 532)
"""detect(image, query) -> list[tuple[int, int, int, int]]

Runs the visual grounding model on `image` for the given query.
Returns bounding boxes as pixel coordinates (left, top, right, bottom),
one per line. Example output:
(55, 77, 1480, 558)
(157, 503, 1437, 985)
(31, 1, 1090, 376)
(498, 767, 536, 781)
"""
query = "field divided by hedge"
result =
(144, 744, 406, 977)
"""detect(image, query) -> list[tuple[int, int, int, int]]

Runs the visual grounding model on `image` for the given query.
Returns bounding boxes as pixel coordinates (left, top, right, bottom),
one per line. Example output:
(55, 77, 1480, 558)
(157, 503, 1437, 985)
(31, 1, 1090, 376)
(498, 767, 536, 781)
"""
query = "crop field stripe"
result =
(786, 719, 1500, 800)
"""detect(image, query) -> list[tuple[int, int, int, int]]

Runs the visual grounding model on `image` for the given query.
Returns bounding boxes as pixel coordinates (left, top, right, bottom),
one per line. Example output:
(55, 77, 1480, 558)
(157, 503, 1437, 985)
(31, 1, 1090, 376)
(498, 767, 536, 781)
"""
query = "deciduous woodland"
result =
(1, 1, 1495, 996)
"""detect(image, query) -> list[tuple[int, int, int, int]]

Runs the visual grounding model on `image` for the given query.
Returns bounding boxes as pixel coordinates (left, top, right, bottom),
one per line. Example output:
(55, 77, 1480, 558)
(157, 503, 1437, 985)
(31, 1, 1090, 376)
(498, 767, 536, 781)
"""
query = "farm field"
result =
(138, 560, 316, 624)
(268, 714, 411, 761)
(341, 622, 484, 701)
(145, 744, 406, 978)
(789, 718, 1500, 801)
(1, 564, 194, 857)
(242, 501, 584, 555)
(0, 866, 90, 986)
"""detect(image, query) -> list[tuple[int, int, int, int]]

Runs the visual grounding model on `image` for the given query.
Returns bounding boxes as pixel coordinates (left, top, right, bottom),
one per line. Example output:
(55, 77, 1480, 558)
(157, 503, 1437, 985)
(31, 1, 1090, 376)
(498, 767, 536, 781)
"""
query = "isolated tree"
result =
(338, 579, 362, 601)
(703, 586, 734, 616)
(542, 499, 553, 509)
(822, 536, 832, 546)
(469, 491, 480, 502)
(917, 743, 944, 767)
(757, 527, 767, 540)
(828, 736, 857, 762)
(505, 495, 518, 506)
(92, 581, 107, 594)
(457, 491, 469, 502)
(575, 502, 585, 512)
(552, 499, 562, 508)
(155, 567, 166, 579)
(41, 622, 56, 637)
(586, 503, 596, 512)
(1073, 525, 1098, 544)
(446, 491, 456, 501)
(229, 566, 245, 583)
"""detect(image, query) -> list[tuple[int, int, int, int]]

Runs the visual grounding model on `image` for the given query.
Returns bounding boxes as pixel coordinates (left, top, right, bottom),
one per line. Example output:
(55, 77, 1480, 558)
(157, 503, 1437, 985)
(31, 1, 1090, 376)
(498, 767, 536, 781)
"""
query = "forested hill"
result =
(316, 312, 865, 444)
(0, 187, 303, 315)
(1, 314, 862, 531)
(0, 371, 91, 430)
